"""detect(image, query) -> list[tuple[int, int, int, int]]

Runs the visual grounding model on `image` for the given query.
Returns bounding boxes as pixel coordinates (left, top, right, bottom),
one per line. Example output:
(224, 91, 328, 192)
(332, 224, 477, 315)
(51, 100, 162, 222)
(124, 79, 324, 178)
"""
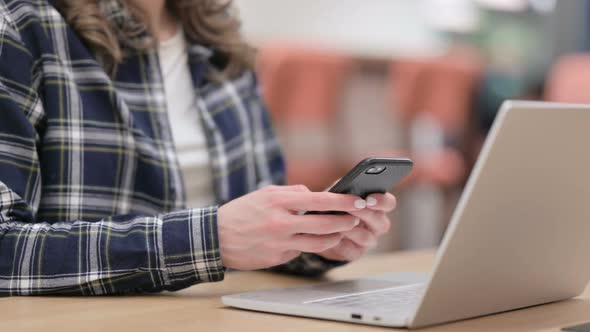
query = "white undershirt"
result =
(158, 28, 216, 208)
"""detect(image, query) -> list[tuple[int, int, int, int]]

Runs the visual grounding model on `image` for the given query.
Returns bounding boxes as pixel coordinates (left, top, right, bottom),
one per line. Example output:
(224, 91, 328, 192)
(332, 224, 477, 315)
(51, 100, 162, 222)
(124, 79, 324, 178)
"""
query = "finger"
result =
(365, 193, 397, 212)
(276, 191, 366, 212)
(348, 210, 391, 235)
(278, 185, 314, 215)
(325, 239, 365, 262)
(287, 214, 360, 235)
(262, 184, 311, 193)
(342, 225, 378, 248)
(289, 233, 343, 252)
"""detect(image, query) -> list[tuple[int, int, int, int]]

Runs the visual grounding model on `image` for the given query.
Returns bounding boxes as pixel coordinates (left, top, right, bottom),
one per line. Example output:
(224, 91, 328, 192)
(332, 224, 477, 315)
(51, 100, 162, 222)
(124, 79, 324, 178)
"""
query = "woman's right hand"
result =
(217, 185, 367, 270)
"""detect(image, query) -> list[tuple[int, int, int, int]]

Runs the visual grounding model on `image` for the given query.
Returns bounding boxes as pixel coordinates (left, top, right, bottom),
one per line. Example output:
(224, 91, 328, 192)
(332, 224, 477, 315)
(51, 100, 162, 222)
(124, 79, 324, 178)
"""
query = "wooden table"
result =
(2, 250, 590, 331)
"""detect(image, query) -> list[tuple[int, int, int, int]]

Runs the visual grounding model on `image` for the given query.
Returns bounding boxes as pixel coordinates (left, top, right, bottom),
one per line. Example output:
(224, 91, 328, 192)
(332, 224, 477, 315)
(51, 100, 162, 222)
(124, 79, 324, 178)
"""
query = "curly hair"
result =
(55, 0, 254, 78)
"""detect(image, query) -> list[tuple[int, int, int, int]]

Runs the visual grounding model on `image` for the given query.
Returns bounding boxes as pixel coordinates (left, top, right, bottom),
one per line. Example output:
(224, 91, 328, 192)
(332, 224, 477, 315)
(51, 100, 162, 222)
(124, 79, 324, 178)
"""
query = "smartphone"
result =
(306, 157, 413, 215)
(328, 157, 413, 198)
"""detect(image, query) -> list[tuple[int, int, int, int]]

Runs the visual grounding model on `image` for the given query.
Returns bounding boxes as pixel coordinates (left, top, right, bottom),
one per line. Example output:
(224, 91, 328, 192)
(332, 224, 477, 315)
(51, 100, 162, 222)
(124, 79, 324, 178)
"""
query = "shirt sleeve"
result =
(0, 197, 224, 295)
(0, 22, 224, 296)
(247, 72, 348, 276)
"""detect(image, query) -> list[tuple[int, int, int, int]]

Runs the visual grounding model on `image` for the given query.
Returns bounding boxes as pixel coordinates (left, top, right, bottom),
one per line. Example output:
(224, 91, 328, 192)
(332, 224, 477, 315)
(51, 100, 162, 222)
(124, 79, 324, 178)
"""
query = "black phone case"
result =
(328, 157, 413, 198)
(305, 157, 413, 215)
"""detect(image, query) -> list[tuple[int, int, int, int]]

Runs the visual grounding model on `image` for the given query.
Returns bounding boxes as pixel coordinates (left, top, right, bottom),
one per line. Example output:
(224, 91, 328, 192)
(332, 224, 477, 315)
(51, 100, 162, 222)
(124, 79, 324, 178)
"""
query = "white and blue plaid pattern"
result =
(0, 0, 339, 296)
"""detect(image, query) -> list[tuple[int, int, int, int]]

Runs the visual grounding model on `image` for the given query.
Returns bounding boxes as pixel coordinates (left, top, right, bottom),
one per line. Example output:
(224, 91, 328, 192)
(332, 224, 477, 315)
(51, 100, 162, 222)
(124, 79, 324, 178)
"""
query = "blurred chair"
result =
(388, 48, 483, 187)
(258, 46, 354, 124)
(545, 54, 590, 103)
(390, 48, 483, 140)
(257, 46, 354, 189)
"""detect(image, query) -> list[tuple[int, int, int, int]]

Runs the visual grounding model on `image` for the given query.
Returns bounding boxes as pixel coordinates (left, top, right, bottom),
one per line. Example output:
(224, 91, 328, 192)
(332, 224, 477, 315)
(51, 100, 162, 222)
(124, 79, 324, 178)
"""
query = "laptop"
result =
(222, 101, 590, 328)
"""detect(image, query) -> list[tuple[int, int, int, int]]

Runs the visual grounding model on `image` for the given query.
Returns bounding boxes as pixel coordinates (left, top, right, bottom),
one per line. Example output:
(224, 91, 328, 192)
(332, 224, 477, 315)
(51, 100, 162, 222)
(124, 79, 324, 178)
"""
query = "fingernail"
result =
(354, 217, 360, 226)
(366, 196, 377, 207)
(354, 199, 366, 209)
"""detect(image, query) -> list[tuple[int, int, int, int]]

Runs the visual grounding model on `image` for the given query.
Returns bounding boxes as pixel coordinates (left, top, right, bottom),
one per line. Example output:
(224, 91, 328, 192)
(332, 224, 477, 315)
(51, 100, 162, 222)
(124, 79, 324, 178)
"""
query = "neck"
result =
(127, 0, 178, 42)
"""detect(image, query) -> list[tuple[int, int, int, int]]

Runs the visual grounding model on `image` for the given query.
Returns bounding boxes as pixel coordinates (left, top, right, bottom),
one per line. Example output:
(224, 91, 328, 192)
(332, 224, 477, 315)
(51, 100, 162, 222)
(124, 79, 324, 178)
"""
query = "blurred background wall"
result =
(231, 0, 590, 253)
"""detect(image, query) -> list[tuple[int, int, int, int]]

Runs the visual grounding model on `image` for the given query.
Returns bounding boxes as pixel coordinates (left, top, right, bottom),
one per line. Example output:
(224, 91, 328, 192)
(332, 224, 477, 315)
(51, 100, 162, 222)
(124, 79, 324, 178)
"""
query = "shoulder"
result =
(0, 0, 56, 28)
(227, 69, 260, 97)
(0, 0, 62, 59)
(186, 42, 260, 96)
(0, 1, 56, 123)
(198, 68, 261, 115)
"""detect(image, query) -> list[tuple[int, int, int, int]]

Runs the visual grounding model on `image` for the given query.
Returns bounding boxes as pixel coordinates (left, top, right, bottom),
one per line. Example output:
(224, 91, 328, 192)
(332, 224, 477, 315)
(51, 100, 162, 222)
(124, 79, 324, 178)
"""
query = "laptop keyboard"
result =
(306, 284, 426, 312)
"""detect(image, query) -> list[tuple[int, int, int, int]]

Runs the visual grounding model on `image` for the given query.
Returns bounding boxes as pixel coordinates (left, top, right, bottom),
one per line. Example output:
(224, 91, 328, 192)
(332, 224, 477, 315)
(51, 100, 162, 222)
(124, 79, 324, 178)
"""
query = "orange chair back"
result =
(389, 48, 483, 136)
(546, 54, 590, 103)
(257, 46, 354, 125)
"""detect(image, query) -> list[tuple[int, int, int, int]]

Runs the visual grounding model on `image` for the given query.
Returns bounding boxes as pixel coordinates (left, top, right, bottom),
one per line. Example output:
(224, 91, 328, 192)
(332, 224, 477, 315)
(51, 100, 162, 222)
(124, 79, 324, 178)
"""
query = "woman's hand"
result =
(217, 185, 367, 270)
(317, 193, 396, 262)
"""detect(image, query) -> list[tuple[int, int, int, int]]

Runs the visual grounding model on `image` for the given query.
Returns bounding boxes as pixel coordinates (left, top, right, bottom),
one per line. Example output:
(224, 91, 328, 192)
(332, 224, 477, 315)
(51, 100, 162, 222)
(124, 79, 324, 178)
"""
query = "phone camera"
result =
(365, 166, 386, 174)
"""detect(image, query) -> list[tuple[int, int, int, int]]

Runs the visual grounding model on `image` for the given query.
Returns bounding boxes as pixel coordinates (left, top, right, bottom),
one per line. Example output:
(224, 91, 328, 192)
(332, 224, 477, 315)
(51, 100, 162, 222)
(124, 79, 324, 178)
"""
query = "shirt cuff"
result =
(161, 206, 225, 291)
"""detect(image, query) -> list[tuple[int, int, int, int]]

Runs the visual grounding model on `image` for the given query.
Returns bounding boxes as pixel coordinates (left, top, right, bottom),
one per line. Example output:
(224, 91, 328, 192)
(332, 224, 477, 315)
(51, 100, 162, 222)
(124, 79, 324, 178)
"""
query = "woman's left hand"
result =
(317, 192, 396, 262)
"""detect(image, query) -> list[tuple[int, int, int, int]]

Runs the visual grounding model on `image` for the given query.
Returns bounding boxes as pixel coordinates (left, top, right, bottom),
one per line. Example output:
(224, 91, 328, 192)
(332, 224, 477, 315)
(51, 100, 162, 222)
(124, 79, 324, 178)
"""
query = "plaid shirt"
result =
(0, 0, 339, 296)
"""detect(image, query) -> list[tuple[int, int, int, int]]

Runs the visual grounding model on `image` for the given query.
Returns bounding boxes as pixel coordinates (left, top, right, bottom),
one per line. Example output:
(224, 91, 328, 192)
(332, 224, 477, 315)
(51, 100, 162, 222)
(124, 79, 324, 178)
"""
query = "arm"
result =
(0, 196, 224, 295)
(0, 23, 223, 295)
